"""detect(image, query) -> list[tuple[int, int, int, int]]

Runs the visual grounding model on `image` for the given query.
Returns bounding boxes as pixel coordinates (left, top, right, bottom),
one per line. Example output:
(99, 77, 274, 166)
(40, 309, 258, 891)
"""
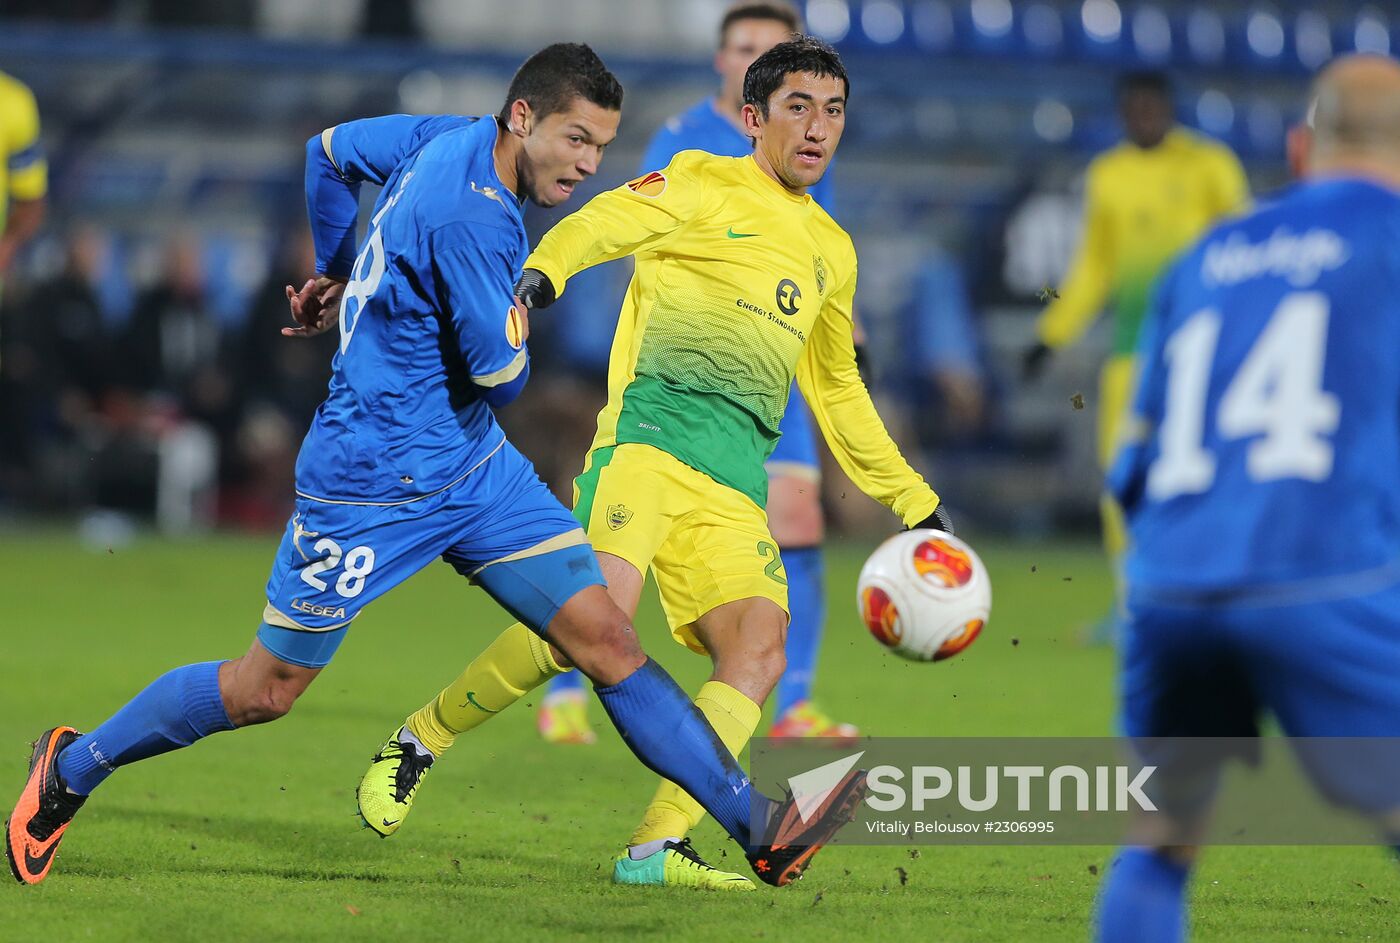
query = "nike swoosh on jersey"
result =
(726, 228, 760, 239)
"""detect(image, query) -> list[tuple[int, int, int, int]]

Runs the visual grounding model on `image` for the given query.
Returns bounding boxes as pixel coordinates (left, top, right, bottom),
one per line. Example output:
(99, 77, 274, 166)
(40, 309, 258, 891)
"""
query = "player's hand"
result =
(1021, 342, 1052, 381)
(909, 504, 954, 535)
(282, 275, 347, 339)
(514, 268, 556, 311)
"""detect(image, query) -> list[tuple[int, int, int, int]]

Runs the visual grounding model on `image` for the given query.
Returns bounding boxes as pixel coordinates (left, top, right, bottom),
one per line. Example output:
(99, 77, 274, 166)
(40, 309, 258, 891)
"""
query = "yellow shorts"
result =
(572, 443, 789, 654)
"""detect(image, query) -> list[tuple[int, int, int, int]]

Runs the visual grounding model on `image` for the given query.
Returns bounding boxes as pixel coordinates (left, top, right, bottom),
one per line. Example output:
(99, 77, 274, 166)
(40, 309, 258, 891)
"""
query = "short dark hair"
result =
(742, 36, 849, 118)
(1116, 69, 1172, 100)
(497, 43, 623, 125)
(720, 2, 801, 47)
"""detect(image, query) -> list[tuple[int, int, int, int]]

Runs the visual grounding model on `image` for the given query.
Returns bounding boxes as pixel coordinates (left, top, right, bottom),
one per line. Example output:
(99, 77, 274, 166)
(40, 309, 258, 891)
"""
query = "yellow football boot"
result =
(357, 728, 433, 837)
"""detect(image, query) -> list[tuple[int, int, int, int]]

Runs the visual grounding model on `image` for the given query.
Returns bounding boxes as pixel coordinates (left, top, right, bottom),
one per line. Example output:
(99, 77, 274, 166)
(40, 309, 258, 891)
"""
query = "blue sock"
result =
(545, 670, 586, 695)
(776, 545, 824, 715)
(1095, 848, 1190, 943)
(56, 661, 235, 796)
(594, 658, 770, 849)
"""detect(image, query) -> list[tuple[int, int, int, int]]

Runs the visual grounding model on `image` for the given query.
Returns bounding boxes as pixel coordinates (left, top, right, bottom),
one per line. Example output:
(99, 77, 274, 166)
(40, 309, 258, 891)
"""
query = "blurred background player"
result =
(537, 0, 858, 746)
(0, 68, 46, 360)
(1022, 69, 1248, 643)
(1095, 54, 1400, 943)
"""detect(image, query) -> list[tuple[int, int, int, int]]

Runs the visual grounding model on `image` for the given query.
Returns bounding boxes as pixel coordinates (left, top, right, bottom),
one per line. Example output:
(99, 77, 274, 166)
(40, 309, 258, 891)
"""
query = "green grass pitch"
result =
(1, 532, 1396, 941)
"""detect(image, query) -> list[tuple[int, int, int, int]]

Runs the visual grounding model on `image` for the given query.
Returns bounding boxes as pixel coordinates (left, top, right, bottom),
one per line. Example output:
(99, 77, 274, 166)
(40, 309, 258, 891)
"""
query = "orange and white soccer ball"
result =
(856, 529, 990, 662)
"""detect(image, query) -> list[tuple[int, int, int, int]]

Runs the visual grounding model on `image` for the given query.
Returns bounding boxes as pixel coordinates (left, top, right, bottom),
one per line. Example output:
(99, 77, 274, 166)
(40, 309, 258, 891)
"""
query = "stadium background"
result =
(0, 0, 1345, 541)
(7, 4, 1400, 941)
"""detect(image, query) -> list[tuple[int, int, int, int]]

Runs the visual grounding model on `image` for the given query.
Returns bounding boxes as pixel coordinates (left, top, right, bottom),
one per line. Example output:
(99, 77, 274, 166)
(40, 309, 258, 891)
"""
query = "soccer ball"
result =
(856, 529, 990, 662)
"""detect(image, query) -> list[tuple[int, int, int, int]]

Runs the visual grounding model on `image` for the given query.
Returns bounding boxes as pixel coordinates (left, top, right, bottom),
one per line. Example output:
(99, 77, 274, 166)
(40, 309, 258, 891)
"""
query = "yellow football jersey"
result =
(527, 149, 937, 525)
(0, 71, 46, 229)
(1038, 127, 1248, 355)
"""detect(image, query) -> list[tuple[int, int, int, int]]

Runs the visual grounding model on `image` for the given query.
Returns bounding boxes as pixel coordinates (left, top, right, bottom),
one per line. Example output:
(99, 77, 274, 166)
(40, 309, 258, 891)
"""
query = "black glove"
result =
(1021, 341, 1052, 381)
(853, 341, 874, 387)
(514, 268, 556, 310)
(910, 504, 954, 535)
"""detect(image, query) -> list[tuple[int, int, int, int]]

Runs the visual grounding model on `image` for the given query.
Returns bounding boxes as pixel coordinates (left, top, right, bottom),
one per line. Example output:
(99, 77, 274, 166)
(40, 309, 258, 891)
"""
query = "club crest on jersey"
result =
(625, 171, 667, 198)
(813, 255, 827, 296)
(607, 504, 633, 530)
(505, 305, 525, 350)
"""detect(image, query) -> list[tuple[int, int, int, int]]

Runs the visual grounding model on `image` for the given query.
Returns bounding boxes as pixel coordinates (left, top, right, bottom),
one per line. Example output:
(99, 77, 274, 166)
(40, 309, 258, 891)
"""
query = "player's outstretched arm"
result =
(524, 151, 707, 304)
(1031, 162, 1115, 356)
(796, 266, 941, 528)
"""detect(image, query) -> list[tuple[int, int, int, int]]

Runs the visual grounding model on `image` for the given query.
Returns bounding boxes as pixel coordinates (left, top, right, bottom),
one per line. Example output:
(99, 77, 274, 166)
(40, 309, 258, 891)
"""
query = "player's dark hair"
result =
(1116, 69, 1172, 100)
(742, 36, 849, 119)
(497, 43, 623, 126)
(720, 2, 802, 47)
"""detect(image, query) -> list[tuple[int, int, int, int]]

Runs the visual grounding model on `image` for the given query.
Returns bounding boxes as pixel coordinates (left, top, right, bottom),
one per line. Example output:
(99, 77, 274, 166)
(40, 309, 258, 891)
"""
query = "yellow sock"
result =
(406, 622, 566, 756)
(628, 680, 761, 848)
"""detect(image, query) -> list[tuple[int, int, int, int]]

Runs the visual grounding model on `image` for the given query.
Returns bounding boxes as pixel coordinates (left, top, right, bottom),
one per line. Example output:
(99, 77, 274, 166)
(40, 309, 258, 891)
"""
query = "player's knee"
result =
(749, 623, 788, 685)
(226, 676, 303, 726)
(562, 609, 645, 682)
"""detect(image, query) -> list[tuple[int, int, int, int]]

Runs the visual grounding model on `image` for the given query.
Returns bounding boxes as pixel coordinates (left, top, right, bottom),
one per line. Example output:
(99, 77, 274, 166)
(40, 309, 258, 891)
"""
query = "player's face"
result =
(745, 72, 846, 192)
(1119, 89, 1173, 149)
(716, 18, 795, 107)
(521, 98, 620, 207)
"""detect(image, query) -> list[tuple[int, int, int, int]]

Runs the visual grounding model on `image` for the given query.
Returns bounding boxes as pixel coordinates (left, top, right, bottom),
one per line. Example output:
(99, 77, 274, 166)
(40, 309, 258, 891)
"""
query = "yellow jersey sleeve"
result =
(4, 76, 46, 202)
(1036, 158, 1113, 349)
(525, 150, 708, 297)
(796, 263, 941, 527)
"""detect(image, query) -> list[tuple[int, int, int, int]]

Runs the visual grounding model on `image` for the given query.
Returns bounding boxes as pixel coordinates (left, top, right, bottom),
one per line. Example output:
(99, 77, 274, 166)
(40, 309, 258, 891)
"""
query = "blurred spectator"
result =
(222, 227, 335, 528)
(237, 227, 334, 431)
(0, 227, 108, 507)
(889, 249, 988, 446)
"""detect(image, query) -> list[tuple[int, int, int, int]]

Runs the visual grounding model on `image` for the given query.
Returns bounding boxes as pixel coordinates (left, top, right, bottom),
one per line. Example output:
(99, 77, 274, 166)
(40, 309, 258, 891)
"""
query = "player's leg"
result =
(1087, 355, 1136, 645)
(619, 463, 859, 885)
(1241, 582, 1400, 839)
(766, 390, 856, 738)
(395, 552, 642, 765)
(619, 594, 785, 886)
(6, 497, 440, 885)
(376, 445, 656, 770)
(1092, 598, 1257, 941)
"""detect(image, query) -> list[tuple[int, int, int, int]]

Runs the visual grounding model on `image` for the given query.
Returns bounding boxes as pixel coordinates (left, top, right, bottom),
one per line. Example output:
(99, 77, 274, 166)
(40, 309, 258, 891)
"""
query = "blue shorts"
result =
(1120, 580, 1400, 812)
(766, 382, 819, 481)
(257, 438, 603, 668)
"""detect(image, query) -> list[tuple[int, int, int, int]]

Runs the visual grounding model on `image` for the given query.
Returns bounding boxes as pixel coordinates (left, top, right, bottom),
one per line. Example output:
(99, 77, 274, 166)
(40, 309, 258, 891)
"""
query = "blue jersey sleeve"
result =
(306, 114, 475, 278)
(433, 229, 531, 409)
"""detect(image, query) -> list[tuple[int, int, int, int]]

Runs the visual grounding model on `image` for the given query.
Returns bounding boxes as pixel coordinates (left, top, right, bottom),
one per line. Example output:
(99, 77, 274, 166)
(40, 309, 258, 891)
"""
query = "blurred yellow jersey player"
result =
(1024, 70, 1247, 636)
(0, 70, 47, 291)
(359, 38, 945, 891)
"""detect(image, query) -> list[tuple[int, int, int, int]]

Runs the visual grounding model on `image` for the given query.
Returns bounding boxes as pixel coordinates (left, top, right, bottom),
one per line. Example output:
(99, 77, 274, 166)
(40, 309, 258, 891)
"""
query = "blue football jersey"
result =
(297, 114, 531, 504)
(641, 98, 834, 208)
(1110, 177, 1400, 595)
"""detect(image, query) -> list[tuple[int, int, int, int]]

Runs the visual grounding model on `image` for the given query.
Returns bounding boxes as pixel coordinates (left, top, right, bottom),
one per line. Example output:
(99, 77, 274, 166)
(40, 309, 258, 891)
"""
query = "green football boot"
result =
(357, 728, 433, 837)
(612, 838, 754, 891)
